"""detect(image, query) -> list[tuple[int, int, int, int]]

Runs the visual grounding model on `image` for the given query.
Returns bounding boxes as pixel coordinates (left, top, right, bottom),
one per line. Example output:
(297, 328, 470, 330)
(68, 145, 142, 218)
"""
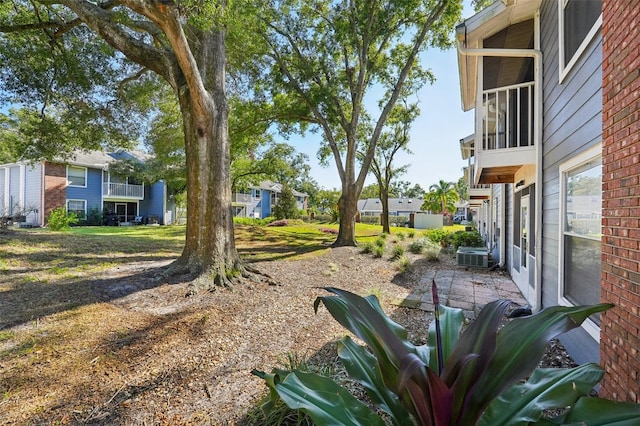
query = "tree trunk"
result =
(380, 189, 391, 234)
(167, 27, 243, 290)
(333, 190, 358, 247)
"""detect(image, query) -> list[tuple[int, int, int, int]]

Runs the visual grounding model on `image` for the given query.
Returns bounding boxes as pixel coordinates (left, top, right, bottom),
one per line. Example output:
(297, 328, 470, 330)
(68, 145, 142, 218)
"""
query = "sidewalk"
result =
(396, 265, 529, 321)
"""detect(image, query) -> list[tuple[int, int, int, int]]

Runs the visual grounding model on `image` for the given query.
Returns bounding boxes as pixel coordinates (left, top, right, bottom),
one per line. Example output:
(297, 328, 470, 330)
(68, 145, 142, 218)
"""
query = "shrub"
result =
(312, 214, 333, 223)
(360, 242, 374, 254)
(450, 230, 484, 251)
(373, 245, 384, 258)
(391, 244, 404, 260)
(273, 185, 299, 220)
(396, 232, 406, 241)
(407, 230, 416, 238)
(424, 240, 441, 261)
(408, 238, 427, 254)
(254, 286, 640, 425)
(424, 228, 449, 245)
(359, 215, 380, 225)
(374, 237, 386, 247)
(47, 207, 78, 231)
(396, 255, 410, 273)
(82, 207, 103, 226)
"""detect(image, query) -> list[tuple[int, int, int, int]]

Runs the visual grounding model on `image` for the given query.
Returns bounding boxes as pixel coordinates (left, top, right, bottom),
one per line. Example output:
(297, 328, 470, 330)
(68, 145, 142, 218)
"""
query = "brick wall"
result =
(43, 162, 67, 224)
(600, 0, 640, 402)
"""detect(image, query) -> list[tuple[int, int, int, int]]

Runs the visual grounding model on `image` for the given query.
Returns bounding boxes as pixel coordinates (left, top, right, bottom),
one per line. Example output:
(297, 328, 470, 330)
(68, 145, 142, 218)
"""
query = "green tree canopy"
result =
(0, 0, 260, 288)
(422, 179, 459, 214)
(252, 0, 463, 246)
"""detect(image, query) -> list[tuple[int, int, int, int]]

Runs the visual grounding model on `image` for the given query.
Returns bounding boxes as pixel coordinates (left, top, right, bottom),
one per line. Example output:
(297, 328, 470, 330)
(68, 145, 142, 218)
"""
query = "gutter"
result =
(457, 26, 543, 312)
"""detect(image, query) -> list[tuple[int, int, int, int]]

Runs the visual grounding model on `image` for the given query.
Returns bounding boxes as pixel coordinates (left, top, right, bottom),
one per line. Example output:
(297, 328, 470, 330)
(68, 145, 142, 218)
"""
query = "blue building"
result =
(0, 149, 173, 226)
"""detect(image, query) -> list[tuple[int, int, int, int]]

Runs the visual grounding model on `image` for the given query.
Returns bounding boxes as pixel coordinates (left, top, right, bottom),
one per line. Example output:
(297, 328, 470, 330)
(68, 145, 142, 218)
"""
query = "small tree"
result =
(273, 184, 299, 220)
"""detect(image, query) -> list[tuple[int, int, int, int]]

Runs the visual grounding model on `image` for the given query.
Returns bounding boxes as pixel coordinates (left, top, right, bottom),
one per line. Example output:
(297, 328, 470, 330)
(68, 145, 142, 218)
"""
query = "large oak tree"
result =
(0, 0, 244, 287)
(256, 0, 463, 246)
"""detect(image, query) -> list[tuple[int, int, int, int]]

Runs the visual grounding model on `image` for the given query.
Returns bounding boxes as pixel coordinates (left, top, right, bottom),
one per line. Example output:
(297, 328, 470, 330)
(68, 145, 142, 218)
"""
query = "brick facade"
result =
(43, 162, 67, 224)
(600, 0, 640, 402)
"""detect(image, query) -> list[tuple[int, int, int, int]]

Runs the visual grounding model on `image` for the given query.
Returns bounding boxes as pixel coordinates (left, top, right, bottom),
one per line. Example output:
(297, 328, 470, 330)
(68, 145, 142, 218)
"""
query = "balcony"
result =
(463, 165, 491, 206)
(232, 193, 253, 204)
(103, 182, 144, 199)
(475, 81, 536, 184)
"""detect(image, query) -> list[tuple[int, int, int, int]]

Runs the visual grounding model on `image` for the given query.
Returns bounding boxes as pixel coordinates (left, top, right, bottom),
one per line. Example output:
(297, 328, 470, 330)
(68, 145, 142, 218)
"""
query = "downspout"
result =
(457, 31, 543, 311)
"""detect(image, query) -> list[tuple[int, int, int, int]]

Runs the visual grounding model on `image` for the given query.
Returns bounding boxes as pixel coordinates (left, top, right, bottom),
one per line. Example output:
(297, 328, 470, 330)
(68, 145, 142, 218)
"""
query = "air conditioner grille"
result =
(456, 247, 489, 268)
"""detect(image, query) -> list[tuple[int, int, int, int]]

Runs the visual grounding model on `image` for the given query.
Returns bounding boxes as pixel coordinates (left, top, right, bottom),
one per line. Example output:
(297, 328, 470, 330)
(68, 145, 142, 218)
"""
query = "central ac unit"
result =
(456, 247, 489, 268)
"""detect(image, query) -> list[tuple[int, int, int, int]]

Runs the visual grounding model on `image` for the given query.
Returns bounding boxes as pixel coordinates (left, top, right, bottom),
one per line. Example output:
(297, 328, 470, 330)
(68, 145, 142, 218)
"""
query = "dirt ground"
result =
(0, 241, 574, 425)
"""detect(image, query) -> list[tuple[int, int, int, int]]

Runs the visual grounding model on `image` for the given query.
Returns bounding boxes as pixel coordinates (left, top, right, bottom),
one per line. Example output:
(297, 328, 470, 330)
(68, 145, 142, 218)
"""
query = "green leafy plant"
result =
(47, 207, 78, 231)
(360, 242, 375, 254)
(373, 245, 384, 258)
(424, 228, 450, 246)
(391, 244, 405, 259)
(396, 255, 410, 273)
(450, 230, 484, 251)
(253, 283, 640, 425)
(408, 237, 428, 254)
(423, 240, 441, 261)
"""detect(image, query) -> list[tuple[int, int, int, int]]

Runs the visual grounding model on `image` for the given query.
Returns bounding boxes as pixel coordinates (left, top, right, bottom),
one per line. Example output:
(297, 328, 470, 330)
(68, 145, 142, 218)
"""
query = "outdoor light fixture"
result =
(515, 180, 525, 188)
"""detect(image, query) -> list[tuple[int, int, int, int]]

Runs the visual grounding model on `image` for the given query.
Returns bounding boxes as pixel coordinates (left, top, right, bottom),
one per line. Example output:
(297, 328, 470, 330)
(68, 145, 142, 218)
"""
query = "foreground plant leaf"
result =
(251, 368, 385, 425)
(479, 363, 604, 425)
(315, 287, 451, 425)
(338, 336, 414, 425)
(457, 303, 613, 424)
(561, 396, 640, 425)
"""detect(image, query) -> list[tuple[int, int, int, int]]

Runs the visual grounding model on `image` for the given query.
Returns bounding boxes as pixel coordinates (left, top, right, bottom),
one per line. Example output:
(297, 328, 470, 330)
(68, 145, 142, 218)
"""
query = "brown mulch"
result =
(0, 245, 574, 425)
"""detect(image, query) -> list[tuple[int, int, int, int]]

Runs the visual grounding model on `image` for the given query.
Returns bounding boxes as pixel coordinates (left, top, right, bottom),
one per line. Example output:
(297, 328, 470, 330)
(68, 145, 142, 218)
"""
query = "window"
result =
(253, 189, 261, 199)
(67, 199, 86, 219)
(67, 166, 87, 187)
(559, 145, 602, 338)
(559, 0, 602, 81)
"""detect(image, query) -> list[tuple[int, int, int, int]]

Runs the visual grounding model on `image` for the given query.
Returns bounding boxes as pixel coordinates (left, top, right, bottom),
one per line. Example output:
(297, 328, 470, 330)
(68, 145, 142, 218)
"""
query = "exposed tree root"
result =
(165, 260, 282, 296)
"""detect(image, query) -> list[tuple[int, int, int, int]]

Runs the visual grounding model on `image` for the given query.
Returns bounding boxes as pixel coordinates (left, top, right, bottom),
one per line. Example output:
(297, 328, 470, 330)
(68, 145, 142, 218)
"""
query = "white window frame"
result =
(66, 199, 87, 219)
(67, 165, 87, 188)
(558, 0, 602, 83)
(557, 143, 602, 341)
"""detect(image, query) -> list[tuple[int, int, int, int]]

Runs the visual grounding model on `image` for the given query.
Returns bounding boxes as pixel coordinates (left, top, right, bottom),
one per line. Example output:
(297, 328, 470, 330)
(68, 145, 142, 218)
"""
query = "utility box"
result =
(456, 246, 489, 268)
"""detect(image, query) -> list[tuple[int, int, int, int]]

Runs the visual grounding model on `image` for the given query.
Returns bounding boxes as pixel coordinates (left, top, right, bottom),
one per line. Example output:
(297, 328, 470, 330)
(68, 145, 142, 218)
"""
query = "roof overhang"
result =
(457, 0, 541, 111)
(459, 134, 475, 160)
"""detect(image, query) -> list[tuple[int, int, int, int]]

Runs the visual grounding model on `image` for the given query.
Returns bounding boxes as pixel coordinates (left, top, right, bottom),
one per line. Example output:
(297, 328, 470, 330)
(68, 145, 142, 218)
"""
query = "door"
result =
(115, 203, 127, 223)
(521, 195, 529, 270)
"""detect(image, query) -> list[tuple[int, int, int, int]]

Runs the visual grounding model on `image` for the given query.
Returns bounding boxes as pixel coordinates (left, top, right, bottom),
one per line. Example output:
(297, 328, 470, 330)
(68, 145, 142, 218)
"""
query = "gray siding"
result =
(539, 0, 602, 363)
(540, 0, 603, 310)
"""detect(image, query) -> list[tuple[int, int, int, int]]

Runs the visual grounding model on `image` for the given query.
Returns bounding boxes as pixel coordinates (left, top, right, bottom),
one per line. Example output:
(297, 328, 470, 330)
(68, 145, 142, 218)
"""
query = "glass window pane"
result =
(68, 166, 86, 186)
(563, 235, 602, 323)
(562, 152, 602, 324)
(563, 0, 602, 66)
(67, 200, 86, 219)
(564, 158, 602, 236)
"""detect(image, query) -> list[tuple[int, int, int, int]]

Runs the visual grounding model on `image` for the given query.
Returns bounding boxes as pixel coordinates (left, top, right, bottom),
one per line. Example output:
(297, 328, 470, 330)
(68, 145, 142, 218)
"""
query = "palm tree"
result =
(427, 180, 459, 215)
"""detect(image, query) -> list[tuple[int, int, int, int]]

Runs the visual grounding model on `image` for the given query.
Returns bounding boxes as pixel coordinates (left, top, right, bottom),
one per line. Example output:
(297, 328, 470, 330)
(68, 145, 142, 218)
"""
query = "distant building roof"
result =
(357, 198, 424, 214)
(58, 148, 150, 169)
(252, 180, 307, 198)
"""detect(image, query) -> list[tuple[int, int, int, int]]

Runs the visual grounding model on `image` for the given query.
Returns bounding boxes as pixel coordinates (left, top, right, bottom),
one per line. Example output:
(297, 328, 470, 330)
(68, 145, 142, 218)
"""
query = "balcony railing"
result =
(232, 193, 253, 204)
(482, 81, 534, 151)
(103, 182, 144, 199)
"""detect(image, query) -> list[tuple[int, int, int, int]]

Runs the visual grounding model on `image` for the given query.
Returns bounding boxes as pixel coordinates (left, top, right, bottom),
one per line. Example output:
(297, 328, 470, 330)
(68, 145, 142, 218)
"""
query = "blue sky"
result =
(283, 7, 475, 191)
